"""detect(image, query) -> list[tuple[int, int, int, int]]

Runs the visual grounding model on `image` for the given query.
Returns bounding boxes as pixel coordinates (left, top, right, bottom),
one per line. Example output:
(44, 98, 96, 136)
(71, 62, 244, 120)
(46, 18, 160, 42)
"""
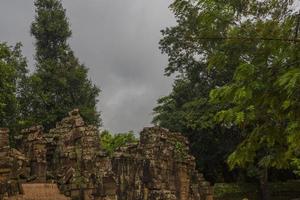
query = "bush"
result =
(214, 181, 300, 200)
(100, 130, 138, 155)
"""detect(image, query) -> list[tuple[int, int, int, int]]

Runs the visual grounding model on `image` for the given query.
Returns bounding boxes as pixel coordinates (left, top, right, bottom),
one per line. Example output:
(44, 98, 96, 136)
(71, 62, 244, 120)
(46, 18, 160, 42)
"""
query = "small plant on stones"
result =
(175, 141, 187, 161)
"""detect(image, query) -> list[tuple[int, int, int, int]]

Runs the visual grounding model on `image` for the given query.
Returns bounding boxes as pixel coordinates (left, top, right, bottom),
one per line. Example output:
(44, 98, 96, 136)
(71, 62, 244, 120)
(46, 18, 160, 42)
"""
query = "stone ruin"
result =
(112, 127, 213, 200)
(0, 128, 27, 199)
(46, 109, 116, 200)
(18, 126, 47, 182)
(0, 109, 213, 200)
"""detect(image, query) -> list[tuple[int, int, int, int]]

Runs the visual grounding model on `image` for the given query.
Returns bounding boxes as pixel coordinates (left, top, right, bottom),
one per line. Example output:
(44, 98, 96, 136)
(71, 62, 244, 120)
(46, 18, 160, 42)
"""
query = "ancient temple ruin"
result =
(112, 127, 213, 200)
(0, 128, 27, 199)
(0, 110, 213, 200)
(46, 109, 116, 200)
(18, 126, 47, 182)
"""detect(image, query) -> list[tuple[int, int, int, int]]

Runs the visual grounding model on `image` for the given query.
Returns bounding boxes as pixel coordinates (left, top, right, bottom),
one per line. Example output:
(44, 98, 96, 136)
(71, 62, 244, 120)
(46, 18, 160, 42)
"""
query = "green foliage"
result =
(154, 0, 300, 184)
(153, 0, 244, 182)
(31, 0, 72, 62)
(100, 130, 138, 156)
(174, 141, 188, 161)
(0, 42, 28, 142)
(214, 182, 260, 200)
(24, 0, 101, 130)
(291, 158, 300, 176)
(0, 43, 18, 127)
(207, 0, 300, 172)
(214, 181, 300, 200)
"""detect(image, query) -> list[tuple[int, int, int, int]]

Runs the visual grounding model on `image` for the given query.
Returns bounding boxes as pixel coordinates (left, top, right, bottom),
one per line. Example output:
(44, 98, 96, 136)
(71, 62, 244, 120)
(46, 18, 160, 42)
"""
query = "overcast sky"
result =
(0, 0, 176, 133)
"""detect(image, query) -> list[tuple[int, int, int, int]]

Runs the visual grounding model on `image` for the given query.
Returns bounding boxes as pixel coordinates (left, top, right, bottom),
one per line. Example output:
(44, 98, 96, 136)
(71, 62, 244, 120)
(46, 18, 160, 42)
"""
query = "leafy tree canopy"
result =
(0, 42, 28, 142)
(154, 0, 300, 186)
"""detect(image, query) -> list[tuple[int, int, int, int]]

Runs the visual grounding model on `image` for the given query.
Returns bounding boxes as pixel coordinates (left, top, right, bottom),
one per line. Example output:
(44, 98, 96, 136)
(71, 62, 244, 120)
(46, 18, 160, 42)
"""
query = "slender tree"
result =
(28, 0, 101, 129)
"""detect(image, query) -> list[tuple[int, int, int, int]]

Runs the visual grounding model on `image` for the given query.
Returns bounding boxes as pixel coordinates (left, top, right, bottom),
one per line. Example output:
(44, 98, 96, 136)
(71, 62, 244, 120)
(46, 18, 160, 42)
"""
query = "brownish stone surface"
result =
(18, 126, 47, 182)
(112, 127, 213, 200)
(46, 109, 116, 200)
(0, 128, 9, 147)
(7, 184, 70, 200)
(0, 128, 28, 200)
(0, 110, 213, 200)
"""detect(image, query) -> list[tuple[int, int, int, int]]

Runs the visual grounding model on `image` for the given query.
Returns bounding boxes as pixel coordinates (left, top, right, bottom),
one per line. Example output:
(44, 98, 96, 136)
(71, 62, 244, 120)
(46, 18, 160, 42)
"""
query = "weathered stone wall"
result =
(18, 126, 47, 182)
(7, 183, 71, 200)
(112, 127, 213, 200)
(46, 109, 116, 200)
(0, 110, 213, 200)
(0, 128, 27, 199)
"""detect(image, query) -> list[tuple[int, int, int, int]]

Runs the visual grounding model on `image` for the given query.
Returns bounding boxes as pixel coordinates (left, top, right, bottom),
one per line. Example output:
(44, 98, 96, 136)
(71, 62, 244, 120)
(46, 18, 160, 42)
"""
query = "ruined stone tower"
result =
(46, 109, 116, 200)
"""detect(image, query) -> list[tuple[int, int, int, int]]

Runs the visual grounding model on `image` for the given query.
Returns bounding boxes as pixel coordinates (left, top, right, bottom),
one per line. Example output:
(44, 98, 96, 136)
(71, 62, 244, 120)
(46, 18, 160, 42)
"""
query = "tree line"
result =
(153, 0, 300, 199)
(1, 1, 300, 199)
(0, 0, 101, 143)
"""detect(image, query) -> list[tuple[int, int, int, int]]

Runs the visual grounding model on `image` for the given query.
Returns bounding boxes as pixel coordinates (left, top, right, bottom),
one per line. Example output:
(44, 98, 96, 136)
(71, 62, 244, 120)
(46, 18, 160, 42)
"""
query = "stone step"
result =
(8, 183, 70, 200)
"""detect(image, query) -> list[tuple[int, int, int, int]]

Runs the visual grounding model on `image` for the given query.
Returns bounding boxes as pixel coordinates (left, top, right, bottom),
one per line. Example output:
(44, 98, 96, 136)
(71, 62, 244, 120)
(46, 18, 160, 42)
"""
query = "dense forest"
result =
(0, 0, 300, 200)
(152, 0, 300, 199)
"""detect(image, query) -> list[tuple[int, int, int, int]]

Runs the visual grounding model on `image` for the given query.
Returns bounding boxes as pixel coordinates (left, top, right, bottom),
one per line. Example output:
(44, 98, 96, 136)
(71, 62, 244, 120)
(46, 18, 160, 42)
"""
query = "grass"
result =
(214, 180, 300, 200)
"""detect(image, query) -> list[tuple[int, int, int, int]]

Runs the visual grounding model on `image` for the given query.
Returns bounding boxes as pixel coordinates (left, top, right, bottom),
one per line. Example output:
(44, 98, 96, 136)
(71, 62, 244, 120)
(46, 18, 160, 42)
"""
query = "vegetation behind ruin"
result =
(1, 0, 300, 200)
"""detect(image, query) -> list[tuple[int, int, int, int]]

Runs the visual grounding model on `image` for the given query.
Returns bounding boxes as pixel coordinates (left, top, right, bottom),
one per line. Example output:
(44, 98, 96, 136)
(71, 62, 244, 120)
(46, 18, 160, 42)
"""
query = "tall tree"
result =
(153, 78, 243, 183)
(153, 0, 244, 183)
(28, 0, 101, 129)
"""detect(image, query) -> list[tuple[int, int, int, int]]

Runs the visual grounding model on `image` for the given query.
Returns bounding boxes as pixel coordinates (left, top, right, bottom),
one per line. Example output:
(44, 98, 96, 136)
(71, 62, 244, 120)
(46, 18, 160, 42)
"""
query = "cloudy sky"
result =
(0, 0, 176, 133)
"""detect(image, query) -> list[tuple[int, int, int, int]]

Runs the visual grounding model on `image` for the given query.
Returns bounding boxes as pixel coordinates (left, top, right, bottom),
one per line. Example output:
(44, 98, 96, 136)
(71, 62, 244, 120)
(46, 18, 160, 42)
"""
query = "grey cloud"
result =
(0, 0, 175, 134)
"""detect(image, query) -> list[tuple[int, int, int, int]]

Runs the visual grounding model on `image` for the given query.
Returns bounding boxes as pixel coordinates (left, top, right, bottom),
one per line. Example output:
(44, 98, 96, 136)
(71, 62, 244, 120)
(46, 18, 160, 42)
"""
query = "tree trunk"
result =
(259, 168, 270, 200)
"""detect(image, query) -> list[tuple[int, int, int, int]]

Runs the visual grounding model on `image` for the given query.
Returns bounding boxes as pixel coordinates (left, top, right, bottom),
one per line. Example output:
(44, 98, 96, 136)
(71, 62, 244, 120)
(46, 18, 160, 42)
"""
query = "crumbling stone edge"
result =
(0, 109, 213, 200)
